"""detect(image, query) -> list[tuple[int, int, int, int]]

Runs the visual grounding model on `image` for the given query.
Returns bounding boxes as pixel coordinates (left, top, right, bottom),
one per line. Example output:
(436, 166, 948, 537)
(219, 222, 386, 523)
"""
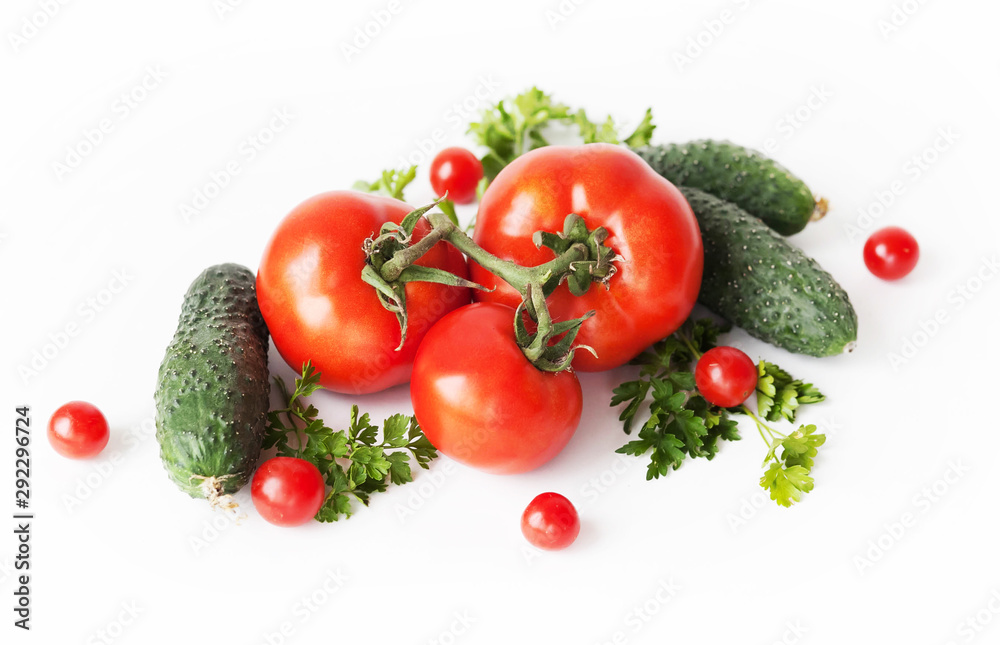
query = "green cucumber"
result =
(636, 140, 825, 236)
(680, 187, 856, 357)
(155, 263, 271, 508)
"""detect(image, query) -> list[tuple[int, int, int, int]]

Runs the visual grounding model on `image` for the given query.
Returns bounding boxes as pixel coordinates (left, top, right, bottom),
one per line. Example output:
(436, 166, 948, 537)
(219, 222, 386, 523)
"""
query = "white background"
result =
(2, 0, 999, 643)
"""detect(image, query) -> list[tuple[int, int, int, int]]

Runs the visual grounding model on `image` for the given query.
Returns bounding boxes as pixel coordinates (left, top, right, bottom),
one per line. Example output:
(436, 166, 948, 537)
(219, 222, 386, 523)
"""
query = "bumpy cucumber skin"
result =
(636, 140, 817, 236)
(155, 264, 270, 498)
(680, 187, 857, 357)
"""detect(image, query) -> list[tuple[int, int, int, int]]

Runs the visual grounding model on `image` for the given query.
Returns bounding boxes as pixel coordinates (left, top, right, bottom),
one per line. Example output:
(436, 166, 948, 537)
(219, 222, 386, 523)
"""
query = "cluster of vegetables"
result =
(53, 88, 918, 548)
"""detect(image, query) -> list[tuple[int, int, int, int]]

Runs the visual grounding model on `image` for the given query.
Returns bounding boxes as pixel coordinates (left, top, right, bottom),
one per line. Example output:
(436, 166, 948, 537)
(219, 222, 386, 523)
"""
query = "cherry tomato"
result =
(48, 401, 110, 459)
(864, 226, 919, 280)
(695, 346, 758, 408)
(429, 147, 483, 204)
(471, 144, 703, 372)
(251, 457, 326, 527)
(257, 191, 470, 394)
(411, 303, 582, 474)
(521, 492, 580, 551)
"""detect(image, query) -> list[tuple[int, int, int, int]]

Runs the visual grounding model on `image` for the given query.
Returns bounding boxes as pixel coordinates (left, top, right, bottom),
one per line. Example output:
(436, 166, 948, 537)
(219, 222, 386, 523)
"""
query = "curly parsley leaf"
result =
(760, 462, 814, 508)
(757, 424, 825, 507)
(756, 360, 826, 423)
(614, 318, 827, 506)
(353, 165, 417, 201)
(575, 107, 656, 148)
(266, 362, 439, 522)
(612, 318, 741, 481)
(469, 88, 657, 182)
(468, 87, 573, 181)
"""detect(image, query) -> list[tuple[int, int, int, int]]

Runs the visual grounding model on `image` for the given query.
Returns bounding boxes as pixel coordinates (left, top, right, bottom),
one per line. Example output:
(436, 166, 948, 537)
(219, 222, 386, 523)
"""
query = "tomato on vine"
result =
(256, 191, 471, 394)
(410, 303, 583, 474)
(470, 144, 703, 371)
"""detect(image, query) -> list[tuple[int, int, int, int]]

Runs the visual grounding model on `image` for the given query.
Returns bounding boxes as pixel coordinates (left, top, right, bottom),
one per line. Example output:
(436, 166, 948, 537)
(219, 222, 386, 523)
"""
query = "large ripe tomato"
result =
(410, 302, 582, 475)
(257, 191, 470, 394)
(471, 144, 703, 371)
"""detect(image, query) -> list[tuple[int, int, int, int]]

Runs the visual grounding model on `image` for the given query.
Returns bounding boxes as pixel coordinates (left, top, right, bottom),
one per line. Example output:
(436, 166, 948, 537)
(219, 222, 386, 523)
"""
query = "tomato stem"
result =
(367, 206, 607, 372)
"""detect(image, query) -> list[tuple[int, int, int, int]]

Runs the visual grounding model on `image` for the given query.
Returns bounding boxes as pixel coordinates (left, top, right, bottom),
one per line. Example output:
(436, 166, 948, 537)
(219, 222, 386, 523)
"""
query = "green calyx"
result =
(532, 214, 619, 297)
(364, 201, 619, 372)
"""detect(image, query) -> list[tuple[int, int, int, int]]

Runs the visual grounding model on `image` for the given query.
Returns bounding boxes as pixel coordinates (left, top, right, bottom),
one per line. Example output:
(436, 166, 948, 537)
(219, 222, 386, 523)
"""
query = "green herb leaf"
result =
(267, 363, 439, 522)
(756, 361, 826, 422)
(611, 317, 739, 479)
(760, 462, 815, 508)
(470, 88, 657, 183)
(353, 166, 418, 201)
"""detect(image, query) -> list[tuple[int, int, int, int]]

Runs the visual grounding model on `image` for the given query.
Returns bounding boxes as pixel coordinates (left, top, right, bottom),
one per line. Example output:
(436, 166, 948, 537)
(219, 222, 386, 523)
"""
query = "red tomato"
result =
(251, 457, 326, 527)
(257, 191, 470, 394)
(864, 226, 919, 280)
(471, 144, 703, 372)
(695, 347, 758, 408)
(48, 401, 110, 459)
(430, 147, 483, 204)
(521, 492, 580, 551)
(410, 303, 582, 474)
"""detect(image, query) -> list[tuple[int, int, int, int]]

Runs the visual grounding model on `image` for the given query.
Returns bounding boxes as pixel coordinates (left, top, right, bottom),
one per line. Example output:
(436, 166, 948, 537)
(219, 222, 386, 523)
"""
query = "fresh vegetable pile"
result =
(136, 86, 883, 537)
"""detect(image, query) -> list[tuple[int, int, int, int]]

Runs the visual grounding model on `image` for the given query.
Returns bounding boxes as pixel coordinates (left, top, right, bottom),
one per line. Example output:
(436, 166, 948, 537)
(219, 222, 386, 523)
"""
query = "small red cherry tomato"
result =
(695, 346, 758, 408)
(48, 401, 110, 459)
(864, 226, 919, 280)
(521, 492, 580, 551)
(429, 147, 483, 204)
(251, 457, 326, 527)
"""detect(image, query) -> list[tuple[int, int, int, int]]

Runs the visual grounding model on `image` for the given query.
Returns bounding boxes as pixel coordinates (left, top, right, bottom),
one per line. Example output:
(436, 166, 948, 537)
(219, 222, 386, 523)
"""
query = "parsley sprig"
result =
(611, 318, 827, 507)
(264, 362, 438, 522)
(353, 165, 417, 200)
(468, 87, 657, 182)
(612, 319, 740, 480)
